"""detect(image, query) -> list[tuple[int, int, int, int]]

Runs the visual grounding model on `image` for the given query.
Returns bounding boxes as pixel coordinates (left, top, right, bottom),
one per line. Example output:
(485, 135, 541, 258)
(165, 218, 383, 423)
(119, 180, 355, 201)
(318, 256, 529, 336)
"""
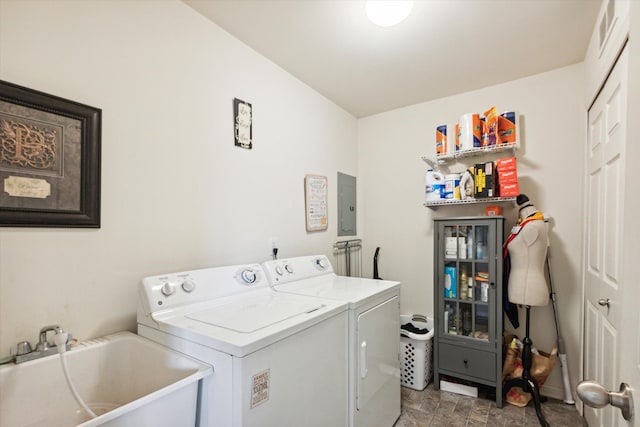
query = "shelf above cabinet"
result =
(422, 143, 518, 167)
(424, 196, 516, 208)
(422, 143, 519, 209)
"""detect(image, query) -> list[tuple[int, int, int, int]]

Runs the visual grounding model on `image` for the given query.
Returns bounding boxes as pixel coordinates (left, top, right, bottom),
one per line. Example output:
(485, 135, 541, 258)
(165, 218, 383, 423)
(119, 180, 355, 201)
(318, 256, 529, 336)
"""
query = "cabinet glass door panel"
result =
(474, 262, 489, 302)
(474, 225, 489, 260)
(439, 223, 495, 342)
(473, 304, 489, 341)
(444, 226, 474, 260)
(443, 261, 457, 299)
(444, 225, 475, 260)
(460, 302, 473, 336)
(458, 261, 472, 301)
(444, 301, 459, 335)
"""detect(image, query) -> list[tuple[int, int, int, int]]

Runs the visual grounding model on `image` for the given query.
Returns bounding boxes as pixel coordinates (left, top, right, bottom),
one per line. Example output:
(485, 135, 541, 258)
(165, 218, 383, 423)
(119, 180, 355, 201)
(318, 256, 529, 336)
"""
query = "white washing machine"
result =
(137, 263, 349, 427)
(262, 255, 401, 427)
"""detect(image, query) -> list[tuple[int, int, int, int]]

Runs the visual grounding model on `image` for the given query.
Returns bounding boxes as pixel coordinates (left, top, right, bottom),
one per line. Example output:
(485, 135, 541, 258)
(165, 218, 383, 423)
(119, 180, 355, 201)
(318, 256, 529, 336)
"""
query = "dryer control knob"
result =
(275, 265, 284, 276)
(284, 263, 294, 274)
(181, 278, 196, 293)
(241, 269, 257, 284)
(315, 258, 328, 270)
(160, 281, 176, 296)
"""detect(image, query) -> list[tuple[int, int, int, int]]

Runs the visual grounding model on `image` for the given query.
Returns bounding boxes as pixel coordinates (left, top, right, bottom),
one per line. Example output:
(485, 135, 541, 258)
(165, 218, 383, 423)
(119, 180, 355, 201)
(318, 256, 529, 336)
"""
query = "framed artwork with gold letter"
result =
(0, 80, 101, 227)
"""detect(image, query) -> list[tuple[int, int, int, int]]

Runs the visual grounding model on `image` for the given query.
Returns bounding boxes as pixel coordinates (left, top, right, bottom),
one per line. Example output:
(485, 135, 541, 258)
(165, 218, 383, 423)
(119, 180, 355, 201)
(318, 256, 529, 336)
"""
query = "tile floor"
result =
(394, 383, 586, 426)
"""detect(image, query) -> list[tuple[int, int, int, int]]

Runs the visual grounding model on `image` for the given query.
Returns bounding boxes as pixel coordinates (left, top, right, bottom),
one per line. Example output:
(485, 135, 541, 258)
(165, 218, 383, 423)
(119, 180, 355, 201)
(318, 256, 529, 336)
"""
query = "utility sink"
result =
(0, 331, 211, 427)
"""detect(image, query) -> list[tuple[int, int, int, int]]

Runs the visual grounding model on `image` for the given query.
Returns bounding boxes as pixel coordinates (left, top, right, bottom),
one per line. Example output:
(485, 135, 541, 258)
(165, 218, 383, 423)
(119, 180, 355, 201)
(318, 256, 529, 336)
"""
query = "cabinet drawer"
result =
(438, 342, 496, 382)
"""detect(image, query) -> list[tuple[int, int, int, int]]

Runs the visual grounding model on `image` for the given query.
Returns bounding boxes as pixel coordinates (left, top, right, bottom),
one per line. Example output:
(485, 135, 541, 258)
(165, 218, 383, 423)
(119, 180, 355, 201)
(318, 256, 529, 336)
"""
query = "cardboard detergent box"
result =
(497, 112, 519, 146)
(497, 168, 517, 182)
(496, 156, 517, 172)
(499, 181, 520, 197)
(474, 162, 495, 198)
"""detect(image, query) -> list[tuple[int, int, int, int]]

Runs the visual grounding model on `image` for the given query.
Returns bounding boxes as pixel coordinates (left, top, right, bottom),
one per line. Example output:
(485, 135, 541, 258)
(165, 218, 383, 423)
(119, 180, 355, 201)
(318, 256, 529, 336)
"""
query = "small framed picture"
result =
(233, 98, 252, 149)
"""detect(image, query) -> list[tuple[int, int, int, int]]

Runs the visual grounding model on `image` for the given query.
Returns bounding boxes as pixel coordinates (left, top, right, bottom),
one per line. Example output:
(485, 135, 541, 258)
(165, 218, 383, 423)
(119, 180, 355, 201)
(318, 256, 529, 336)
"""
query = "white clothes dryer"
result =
(262, 255, 401, 427)
(137, 263, 349, 427)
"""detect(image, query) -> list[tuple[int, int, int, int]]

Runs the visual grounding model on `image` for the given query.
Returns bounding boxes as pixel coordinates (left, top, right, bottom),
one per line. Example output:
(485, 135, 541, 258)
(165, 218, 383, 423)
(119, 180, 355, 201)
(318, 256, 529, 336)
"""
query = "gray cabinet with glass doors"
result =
(433, 216, 504, 408)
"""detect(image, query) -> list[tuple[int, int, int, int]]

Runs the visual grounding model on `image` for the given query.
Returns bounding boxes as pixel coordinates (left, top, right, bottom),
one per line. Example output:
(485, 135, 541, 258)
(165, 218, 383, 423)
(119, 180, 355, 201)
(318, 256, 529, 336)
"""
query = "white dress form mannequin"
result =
(507, 204, 549, 306)
(503, 197, 550, 427)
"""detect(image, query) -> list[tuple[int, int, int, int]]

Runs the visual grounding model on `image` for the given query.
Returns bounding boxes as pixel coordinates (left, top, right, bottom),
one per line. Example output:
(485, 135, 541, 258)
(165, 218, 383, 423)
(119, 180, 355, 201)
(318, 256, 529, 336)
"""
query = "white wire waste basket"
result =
(400, 314, 434, 391)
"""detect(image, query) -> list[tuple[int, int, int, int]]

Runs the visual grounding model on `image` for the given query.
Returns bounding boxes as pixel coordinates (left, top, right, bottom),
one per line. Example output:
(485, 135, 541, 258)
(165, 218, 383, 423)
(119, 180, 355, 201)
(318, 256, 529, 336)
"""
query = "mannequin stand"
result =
(503, 306, 550, 427)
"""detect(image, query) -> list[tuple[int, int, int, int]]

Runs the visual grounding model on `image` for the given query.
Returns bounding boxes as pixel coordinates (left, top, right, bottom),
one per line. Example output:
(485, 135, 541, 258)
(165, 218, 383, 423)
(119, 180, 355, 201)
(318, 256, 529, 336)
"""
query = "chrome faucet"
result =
(12, 324, 70, 364)
(36, 325, 64, 352)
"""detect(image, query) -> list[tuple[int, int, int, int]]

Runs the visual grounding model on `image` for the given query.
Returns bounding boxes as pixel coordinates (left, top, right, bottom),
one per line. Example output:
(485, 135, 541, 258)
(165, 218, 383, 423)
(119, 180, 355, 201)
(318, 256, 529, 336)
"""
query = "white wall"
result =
(0, 1, 358, 352)
(358, 64, 586, 400)
(0, 0, 590, 404)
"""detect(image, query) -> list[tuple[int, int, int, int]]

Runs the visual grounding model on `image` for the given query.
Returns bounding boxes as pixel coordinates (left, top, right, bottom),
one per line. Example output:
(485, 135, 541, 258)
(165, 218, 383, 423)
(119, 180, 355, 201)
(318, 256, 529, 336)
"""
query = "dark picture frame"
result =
(0, 80, 101, 227)
(233, 97, 252, 149)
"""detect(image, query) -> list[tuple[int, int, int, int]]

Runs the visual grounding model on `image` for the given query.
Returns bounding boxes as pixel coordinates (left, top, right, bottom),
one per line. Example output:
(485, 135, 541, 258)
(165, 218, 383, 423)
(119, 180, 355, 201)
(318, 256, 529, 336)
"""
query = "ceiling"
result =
(184, 0, 601, 118)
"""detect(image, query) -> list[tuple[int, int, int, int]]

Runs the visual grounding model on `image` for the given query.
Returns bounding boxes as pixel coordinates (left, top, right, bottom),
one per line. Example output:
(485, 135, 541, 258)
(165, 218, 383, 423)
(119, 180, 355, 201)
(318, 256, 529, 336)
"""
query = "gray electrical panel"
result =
(337, 172, 356, 236)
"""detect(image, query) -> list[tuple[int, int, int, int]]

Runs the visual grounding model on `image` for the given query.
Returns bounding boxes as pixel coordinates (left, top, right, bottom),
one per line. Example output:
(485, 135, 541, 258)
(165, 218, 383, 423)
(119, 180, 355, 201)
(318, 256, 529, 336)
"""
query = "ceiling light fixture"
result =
(366, 0, 414, 27)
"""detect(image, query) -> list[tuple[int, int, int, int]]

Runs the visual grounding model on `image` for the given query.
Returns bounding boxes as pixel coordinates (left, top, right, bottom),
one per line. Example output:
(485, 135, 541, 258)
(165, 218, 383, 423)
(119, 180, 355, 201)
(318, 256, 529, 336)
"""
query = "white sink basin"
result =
(0, 331, 212, 427)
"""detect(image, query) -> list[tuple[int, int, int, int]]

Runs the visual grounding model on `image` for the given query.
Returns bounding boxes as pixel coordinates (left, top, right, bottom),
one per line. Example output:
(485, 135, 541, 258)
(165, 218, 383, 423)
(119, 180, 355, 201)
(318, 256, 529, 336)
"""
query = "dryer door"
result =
(356, 295, 400, 426)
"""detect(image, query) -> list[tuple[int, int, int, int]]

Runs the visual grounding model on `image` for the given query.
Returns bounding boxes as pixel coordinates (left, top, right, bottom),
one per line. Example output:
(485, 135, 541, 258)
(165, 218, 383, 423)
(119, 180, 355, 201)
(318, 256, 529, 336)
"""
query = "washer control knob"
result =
(160, 281, 175, 296)
(284, 263, 294, 274)
(182, 278, 196, 293)
(315, 258, 328, 270)
(241, 269, 257, 284)
(275, 265, 284, 276)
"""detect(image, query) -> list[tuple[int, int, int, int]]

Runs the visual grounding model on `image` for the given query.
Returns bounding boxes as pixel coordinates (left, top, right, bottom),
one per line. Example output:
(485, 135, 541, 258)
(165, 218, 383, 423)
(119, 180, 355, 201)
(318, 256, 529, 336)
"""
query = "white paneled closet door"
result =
(583, 45, 628, 427)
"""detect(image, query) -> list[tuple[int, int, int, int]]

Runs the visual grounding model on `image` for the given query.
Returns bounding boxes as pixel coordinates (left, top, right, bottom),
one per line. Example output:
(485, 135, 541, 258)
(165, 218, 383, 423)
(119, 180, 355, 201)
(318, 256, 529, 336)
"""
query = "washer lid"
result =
(186, 293, 326, 333)
(274, 275, 400, 307)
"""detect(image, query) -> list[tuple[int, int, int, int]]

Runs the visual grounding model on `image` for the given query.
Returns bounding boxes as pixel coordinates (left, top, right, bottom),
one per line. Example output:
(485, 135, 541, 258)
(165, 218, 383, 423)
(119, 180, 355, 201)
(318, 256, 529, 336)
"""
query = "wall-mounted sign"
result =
(304, 174, 328, 232)
(233, 98, 252, 149)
